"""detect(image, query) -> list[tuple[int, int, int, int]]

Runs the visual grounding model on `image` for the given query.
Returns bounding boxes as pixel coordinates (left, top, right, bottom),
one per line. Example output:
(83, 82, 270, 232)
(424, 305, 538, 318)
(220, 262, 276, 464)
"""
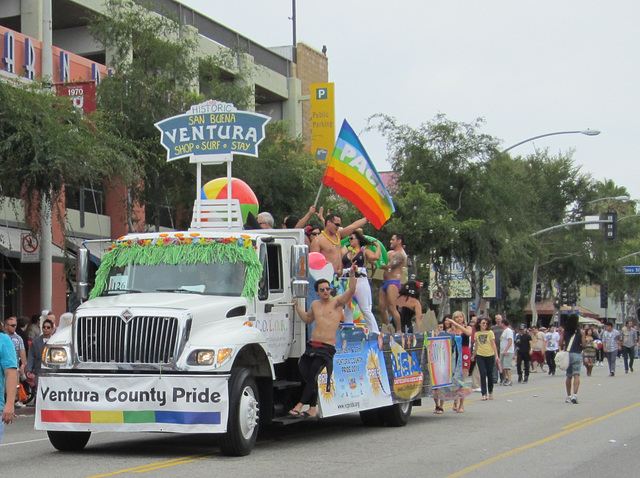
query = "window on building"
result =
(66, 185, 105, 215)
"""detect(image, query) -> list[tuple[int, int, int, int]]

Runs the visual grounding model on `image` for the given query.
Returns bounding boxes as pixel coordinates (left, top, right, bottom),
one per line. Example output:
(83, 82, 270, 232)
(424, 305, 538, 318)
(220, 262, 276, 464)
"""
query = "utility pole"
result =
(40, 0, 53, 312)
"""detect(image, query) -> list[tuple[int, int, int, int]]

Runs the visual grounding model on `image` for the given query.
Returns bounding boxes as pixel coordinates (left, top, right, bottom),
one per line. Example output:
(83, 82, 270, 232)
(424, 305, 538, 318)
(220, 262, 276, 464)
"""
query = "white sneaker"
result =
(565, 396, 572, 403)
(472, 388, 481, 392)
(14, 401, 24, 408)
(571, 394, 578, 404)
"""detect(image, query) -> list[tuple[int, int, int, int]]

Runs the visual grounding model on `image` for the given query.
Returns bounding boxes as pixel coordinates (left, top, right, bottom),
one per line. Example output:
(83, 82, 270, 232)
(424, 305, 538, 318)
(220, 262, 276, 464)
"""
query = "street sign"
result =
(623, 265, 640, 275)
(21, 232, 40, 263)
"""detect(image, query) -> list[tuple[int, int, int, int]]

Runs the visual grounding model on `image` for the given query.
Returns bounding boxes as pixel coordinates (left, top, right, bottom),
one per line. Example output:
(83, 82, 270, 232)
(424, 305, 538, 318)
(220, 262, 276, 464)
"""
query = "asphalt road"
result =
(2, 360, 639, 477)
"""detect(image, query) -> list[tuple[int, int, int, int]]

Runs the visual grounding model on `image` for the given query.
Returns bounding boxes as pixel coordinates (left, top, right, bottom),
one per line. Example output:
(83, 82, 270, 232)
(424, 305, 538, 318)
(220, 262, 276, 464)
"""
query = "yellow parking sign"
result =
(310, 83, 335, 162)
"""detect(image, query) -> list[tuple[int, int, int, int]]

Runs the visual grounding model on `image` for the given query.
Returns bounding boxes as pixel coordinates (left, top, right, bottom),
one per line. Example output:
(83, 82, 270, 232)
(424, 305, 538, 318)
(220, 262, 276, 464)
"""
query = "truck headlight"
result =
(188, 349, 215, 365)
(187, 348, 233, 366)
(45, 347, 69, 364)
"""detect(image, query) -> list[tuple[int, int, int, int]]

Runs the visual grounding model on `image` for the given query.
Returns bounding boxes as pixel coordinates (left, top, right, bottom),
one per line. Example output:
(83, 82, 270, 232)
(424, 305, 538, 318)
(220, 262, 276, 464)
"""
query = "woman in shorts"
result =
(446, 311, 473, 411)
(559, 314, 586, 404)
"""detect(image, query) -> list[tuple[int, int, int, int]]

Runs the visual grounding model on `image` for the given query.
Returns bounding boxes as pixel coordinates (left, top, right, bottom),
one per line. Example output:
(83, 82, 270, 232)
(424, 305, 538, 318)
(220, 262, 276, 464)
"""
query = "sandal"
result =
(456, 407, 464, 413)
(481, 396, 487, 401)
(489, 394, 494, 400)
(452, 401, 458, 412)
(288, 409, 303, 418)
(302, 411, 318, 421)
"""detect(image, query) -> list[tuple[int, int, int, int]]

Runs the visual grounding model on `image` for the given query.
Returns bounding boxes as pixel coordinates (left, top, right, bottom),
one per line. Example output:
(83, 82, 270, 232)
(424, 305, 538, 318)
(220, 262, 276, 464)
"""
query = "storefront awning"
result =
(0, 226, 68, 262)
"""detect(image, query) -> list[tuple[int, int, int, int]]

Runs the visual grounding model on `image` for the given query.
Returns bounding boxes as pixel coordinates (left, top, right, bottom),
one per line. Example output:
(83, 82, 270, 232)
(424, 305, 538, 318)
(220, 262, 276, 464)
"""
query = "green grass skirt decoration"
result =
(90, 234, 262, 299)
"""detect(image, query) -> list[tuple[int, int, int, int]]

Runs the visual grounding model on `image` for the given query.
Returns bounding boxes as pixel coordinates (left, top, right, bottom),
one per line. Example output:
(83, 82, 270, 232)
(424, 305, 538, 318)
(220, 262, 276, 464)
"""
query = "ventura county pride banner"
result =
(154, 100, 270, 161)
(36, 374, 229, 433)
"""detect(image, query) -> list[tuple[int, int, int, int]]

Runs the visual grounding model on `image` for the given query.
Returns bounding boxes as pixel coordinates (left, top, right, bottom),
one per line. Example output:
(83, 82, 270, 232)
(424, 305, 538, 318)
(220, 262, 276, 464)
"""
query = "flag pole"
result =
(313, 183, 324, 208)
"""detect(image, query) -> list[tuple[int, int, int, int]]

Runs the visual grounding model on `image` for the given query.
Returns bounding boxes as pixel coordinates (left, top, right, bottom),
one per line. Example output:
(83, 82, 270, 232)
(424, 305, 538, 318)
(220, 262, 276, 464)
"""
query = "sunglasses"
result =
(331, 221, 342, 226)
(310, 232, 321, 236)
(318, 287, 331, 292)
(5, 323, 16, 328)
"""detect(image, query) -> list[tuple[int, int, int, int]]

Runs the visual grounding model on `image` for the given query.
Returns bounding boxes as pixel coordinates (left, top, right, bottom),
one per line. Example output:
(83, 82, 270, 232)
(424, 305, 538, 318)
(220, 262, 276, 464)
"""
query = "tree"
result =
(0, 80, 133, 228)
(88, 0, 256, 230)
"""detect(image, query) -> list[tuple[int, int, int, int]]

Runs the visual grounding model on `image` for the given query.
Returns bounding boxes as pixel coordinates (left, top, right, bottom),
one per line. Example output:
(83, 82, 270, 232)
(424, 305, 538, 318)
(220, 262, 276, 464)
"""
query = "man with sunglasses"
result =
(290, 263, 358, 419)
(3, 317, 26, 381)
(26, 319, 55, 391)
(310, 213, 368, 276)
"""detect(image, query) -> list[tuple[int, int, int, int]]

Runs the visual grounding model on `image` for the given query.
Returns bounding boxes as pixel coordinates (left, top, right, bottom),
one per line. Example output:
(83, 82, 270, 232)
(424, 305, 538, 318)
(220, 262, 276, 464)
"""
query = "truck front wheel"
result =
(219, 368, 260, 456)
(47, 431, 91, 451)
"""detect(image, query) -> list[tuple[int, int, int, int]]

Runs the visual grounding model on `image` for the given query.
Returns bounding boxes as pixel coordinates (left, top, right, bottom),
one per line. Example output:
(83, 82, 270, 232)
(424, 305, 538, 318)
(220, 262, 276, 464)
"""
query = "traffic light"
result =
(535, 283, 542, 302)
(561, 285, 569, 305)
(600, 283, 608, 308)
(604, 212, 617, 241)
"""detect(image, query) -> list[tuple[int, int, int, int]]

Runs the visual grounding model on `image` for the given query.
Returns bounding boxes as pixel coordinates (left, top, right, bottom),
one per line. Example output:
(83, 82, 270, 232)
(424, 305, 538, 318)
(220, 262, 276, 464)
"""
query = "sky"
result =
(181, 0, 640, 200)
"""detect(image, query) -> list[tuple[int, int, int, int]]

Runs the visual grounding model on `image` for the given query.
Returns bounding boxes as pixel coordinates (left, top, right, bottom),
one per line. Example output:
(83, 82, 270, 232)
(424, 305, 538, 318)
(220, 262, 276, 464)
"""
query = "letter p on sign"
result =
(316, 87, 328, 100)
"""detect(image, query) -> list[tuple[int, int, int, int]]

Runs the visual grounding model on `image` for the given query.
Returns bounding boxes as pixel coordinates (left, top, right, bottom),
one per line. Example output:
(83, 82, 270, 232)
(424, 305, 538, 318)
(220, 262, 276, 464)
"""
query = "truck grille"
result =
(76, 315, 180, 364)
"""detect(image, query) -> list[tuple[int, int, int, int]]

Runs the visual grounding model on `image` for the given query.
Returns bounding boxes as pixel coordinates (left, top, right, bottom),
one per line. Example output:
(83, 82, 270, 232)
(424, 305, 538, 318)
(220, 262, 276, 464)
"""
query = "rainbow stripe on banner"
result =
(322, 120, 395, 229)
(40, 409, 221, 425)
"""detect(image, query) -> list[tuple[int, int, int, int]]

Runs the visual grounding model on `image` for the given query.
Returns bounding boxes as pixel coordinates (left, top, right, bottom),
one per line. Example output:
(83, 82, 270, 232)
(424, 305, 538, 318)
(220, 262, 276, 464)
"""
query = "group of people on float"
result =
(259, 205, 422, 336)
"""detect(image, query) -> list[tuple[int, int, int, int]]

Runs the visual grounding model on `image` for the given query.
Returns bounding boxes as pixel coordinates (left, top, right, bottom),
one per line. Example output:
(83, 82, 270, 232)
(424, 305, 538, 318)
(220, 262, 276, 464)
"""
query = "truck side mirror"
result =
(77, 246, 89, 302)
(290, 244, 309, 280)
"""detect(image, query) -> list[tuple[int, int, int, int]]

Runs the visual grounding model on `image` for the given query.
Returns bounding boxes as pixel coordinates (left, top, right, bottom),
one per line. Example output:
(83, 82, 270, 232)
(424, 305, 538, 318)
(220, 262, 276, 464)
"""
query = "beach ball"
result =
(309, 252, 327, 270)
(201, 177, 259, 223)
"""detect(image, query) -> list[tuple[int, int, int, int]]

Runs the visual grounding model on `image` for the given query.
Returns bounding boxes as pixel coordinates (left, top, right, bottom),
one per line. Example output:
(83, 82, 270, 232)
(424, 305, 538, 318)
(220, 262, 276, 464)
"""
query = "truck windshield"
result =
(103, 261, 246, 296)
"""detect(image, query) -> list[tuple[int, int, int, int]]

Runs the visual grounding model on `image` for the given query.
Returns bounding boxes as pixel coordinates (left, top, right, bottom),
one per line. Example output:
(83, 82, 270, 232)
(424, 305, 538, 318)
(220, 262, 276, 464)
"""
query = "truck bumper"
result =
(35, 373, 230, 434)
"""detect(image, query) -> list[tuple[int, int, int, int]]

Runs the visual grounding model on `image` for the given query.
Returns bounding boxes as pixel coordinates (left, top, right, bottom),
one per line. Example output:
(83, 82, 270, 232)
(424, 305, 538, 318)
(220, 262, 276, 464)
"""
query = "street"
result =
(2, 360, 639, 477)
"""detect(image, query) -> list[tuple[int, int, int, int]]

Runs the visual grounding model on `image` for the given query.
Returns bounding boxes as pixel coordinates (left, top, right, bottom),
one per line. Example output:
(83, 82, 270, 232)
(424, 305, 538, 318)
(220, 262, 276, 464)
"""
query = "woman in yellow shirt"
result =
(471, 317, 499, 400)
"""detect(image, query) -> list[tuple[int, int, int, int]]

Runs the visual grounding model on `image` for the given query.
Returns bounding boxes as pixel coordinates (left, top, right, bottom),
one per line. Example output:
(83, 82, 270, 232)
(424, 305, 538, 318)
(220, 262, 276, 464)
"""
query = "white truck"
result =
(36, 219, 441, 456)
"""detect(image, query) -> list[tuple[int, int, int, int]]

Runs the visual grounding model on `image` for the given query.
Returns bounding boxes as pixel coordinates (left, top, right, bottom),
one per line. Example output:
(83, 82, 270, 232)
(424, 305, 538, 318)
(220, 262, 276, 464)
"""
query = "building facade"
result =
(0, 0, 328, 319)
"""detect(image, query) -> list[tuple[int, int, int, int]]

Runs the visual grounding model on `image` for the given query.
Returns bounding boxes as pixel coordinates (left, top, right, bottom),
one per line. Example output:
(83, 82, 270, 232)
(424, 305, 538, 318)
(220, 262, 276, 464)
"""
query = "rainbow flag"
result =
(322, 120, 395, 229)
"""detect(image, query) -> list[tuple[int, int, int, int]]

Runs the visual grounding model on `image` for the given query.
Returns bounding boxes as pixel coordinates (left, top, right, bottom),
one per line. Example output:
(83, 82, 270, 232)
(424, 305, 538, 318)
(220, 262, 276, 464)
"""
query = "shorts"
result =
(381, 280, 401, 293)
(530, 350, 544, 364)
(501, 352, 514, 370)
(566, 352, 582, 376)
(462, 346, 471, 370)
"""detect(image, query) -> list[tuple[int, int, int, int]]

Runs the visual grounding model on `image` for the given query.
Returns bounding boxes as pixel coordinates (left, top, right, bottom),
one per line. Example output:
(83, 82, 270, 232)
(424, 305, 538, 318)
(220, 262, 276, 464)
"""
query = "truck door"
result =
(255, 241, 295, 363)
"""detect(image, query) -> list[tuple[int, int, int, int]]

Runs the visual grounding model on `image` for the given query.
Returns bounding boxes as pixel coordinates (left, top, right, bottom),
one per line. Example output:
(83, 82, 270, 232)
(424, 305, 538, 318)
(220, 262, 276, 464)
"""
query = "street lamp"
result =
(587, 195, 630, 205)
(501, 129, 601, 154)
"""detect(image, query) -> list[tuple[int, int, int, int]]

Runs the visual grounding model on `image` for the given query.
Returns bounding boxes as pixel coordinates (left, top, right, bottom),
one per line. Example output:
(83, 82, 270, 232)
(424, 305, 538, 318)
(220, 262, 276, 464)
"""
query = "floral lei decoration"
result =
(90, 233, 262, 299)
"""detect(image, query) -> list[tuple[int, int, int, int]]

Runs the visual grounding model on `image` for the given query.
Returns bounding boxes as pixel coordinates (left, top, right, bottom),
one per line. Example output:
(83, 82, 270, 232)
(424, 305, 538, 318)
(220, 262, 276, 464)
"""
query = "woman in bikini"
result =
(340, 228, 381, 333)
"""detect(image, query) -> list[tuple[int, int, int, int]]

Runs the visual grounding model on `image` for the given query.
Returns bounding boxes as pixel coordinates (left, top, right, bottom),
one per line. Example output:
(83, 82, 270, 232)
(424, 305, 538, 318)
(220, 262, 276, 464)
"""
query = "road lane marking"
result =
(85, 455, 212, 477)
(134, 454, 213, 473)
(562, 417, 593, 429)
(0, 437, 51, 447)
(446, 401, 640, 477)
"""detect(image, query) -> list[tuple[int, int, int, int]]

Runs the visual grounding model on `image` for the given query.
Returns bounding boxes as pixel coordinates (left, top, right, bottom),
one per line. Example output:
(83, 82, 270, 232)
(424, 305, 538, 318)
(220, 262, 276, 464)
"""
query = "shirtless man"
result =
(379, 233, 407, 333)
(310, 213, 368, 275)
(290, 263, 357, 419)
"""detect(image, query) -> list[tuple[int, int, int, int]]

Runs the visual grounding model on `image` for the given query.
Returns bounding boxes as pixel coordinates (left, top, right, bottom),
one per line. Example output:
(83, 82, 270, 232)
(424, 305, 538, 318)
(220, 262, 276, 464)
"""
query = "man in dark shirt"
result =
(516, 325, 532, 384)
